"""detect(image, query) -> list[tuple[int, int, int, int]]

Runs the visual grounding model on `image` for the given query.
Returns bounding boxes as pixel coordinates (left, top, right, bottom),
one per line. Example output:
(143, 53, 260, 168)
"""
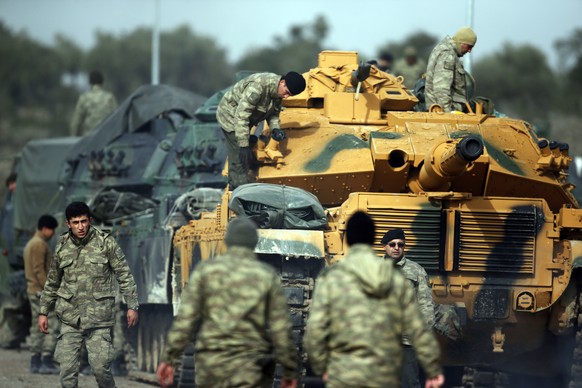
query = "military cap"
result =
(381, 228, 406, 245)
(453, 27, 477, 46)
(283, 71, 306, 95)
(225, 217, 258, 249)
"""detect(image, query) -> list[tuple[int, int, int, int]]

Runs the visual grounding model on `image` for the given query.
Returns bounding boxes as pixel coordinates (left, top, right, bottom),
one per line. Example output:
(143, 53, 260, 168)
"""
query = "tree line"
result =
(1, 15, 581, 140)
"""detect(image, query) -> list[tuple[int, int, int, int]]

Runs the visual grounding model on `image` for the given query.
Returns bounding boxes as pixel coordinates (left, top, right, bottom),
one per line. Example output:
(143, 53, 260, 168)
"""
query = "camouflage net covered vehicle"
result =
(173, 51, 582, 387)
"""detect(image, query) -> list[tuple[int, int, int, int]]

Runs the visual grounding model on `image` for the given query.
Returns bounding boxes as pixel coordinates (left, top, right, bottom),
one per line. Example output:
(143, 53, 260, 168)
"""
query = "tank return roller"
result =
(409, 135, 484, 192)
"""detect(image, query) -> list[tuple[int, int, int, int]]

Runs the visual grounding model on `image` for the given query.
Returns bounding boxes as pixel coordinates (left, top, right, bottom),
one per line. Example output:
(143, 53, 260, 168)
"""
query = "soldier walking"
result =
(23, 214, 60, 374)
(304, 211, 444, 388)
(38, 201, 139, 388)
(382, 228, 435, 388)
(156, 217, 298, 388)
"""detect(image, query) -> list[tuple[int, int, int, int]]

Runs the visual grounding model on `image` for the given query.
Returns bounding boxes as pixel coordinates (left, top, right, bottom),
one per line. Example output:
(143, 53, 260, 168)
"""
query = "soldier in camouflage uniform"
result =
(425, 27, 477, 112)
(24, 214, 60, 374)
(393, 46, 427, 89)
(216, 71, 306, 189)
(70, 70, 117, 137)
(38, 201, 139, 388)
(157, 217, 298, 388)
(382, 228, 435, 388)
(304, 211, 444, 388)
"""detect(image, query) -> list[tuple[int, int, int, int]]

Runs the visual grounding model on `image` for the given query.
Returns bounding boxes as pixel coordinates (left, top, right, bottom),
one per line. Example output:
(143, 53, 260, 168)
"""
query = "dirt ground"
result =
(0, 347, 158, 388)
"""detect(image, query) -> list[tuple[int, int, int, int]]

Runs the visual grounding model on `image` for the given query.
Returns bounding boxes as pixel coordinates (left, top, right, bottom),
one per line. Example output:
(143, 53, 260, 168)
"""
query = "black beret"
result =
(346, 211, 375, 246)
(283, 71, 306, 95)
(381, 228, 405, 245)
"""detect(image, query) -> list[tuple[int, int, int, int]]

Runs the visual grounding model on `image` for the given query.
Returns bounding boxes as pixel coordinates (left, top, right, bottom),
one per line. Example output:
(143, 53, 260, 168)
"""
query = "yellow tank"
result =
(173, 51, 582, 386)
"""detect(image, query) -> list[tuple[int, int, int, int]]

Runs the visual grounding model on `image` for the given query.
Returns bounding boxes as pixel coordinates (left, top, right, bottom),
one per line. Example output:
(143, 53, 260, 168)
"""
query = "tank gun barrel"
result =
(411, 136, 484, 192)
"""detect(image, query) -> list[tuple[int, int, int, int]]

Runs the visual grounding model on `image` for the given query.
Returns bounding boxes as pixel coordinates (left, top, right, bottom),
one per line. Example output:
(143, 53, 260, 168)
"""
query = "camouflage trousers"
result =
(221, 128, 255, 190)
(28, 292, 59, 355)
(56, 322, 115, 388)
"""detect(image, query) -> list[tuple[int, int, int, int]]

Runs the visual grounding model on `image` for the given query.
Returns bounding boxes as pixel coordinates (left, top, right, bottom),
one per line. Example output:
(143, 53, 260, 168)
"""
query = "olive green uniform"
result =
(392, 58, 427, 89)
(161, 246, 297, 387)
(305, 244, 442, 388)
(216, 73, 282, 189)
(40, 226, 138, 388)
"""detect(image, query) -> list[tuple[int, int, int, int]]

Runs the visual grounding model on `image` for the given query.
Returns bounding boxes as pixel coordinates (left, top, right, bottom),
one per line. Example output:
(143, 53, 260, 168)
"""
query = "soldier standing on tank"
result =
(304, 211, 444, 388)
(156, 217, 298, 388)
(38, 201, 139, 388)
(425, 27, 477, 112)
(216, 71, 306, 189)
(393, 46, 427, 89)
(70, 70, 117, 137)
(377, 51, 394, 73)
(24, 214, 60, 375)
(382, 228, 436, 388)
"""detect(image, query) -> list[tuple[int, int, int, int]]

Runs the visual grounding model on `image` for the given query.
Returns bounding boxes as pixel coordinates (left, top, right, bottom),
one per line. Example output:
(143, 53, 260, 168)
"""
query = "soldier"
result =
(304, 211, 444, 388)
(70, 70, 117, 137)
(38, 201, 139, 388)
(382, 228, 435, 388)
(216, 71, 306, 189)
(156, 217, 298, 388)
(425, 27, 477, 112)
(393, 46, 427, 89)
(377, 51, 394, 73)
(24, 214, 60, 374)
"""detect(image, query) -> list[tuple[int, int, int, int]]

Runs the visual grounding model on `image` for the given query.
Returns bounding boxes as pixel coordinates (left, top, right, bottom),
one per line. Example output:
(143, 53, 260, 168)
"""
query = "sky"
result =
(1, 0, 581, 71)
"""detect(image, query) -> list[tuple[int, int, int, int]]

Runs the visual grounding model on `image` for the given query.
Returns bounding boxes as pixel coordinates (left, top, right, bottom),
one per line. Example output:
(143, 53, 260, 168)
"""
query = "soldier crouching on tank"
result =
(216, 71, 306, 190)
(382, 228, 435, 388)
(38, 201, 139, 388)
(156, 217, 298, 388)
(304, 212, 444, 388)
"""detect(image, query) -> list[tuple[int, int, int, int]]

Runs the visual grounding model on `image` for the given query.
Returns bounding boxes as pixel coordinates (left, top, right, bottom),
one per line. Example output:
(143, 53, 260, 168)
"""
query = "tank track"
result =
(570, 288, 582, 388)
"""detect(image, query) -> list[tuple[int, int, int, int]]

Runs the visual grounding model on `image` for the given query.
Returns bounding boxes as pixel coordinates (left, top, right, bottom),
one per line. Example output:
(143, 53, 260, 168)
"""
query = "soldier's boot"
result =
(39, 354, 59, 375)
(110, 356, 127, 376)
(30, 353, 41, 374)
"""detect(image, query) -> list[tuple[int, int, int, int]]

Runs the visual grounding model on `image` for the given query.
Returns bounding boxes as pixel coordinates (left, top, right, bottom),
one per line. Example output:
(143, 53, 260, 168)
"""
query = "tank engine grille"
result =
(368, 206, 442, 270)
(456, 210, 536, 273)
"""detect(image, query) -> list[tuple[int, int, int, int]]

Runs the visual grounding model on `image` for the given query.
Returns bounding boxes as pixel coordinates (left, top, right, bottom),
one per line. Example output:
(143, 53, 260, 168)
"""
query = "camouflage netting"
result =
(91, 189, 157, 222)
(229, 183, 327, 230)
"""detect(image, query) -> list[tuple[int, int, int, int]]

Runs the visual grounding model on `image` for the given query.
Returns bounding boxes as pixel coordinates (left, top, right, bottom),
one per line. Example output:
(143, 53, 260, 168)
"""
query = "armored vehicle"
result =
(173, 51, 582, 387)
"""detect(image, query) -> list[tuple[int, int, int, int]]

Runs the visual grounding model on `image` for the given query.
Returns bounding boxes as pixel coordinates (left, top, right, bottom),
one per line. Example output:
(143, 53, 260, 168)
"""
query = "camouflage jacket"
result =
(425, 36, 467, 112)
(70, 85, 117, 137)
(216, 73, 282, 147)
(161, 246, 298, 381)
(23, 231, 52, 295)
(305, 244, 442, 387)
(39, 226, 138, 329)
(393, 256, 435, 345)
(392, 58, 427, 89)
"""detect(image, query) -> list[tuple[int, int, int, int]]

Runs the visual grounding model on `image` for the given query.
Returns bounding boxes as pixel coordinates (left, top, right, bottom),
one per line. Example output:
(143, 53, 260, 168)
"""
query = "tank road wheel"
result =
(133, 304, 174, 373)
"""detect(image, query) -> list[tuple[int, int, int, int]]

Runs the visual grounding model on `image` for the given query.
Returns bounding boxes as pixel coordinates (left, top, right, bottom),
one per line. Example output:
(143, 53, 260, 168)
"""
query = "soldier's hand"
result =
(157, 362, 175, 388)
(271, 127, 286, 142)
(425, 374, 445, 388)
(38, 315, 49, 334)
(239, 146, 254, 169)
(280, 378, 297, 388)
(127, 309, 139, 328)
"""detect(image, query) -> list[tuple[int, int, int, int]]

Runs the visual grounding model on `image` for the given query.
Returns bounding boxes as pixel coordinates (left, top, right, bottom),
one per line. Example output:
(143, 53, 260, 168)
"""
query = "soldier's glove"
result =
(239, 146, 254, 168)
(271, 128, 286, 142)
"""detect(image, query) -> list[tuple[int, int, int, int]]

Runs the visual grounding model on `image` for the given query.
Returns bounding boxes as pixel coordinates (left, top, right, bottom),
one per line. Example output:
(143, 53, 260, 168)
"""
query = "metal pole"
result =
(465, 0, 475, 73)
(151, 0, 160, 85)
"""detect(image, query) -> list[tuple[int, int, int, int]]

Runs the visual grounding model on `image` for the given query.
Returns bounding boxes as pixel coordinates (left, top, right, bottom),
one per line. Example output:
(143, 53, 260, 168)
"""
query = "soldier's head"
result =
(382, 228, 406, 261)
(65, 201, 92, 239)
(453, 27, 477, 57)
(404, 46, 418, 65)
(378, 51, 394, 71)
(279, 71, 306, 99)
(5, 172, 17, 193)
(224, 217, 258, 250)
(37, 214, 58, 239)
(346, 211, 376, 247)
(89, 70, 104, 86)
